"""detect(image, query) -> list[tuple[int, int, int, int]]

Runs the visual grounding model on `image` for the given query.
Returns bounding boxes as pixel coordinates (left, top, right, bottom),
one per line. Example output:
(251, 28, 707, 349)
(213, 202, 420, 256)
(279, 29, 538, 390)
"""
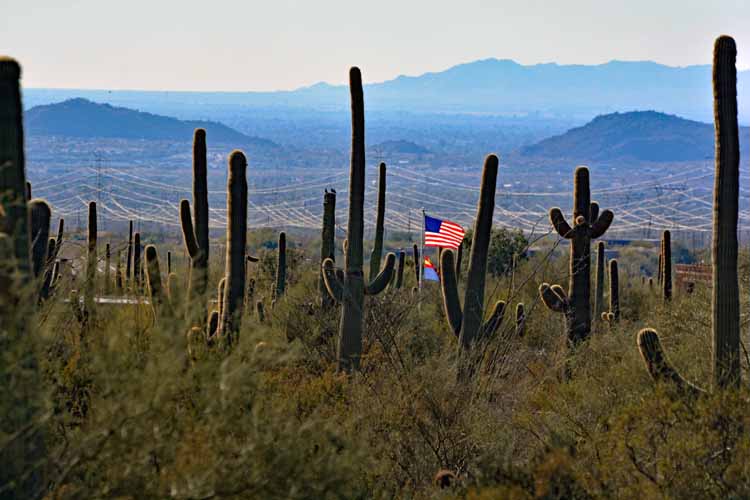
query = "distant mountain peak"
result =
(522, 110, 746, 162)
(25, 98, 279, 149)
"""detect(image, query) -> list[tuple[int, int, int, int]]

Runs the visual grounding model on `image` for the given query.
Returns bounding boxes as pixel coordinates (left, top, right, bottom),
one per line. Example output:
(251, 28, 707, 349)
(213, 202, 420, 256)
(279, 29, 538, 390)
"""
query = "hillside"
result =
(23, 59, 750, 122)
(521, 111, 749, 162)
(25, 98, 279, 148)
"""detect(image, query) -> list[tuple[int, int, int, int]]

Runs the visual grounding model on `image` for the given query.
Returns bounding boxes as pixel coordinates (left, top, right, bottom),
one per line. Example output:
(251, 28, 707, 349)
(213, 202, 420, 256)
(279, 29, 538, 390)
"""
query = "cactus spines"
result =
(145, 245, 170, 316)
(218, 150, 248, 346)
(0, 57, 31, 283)
(661, 230, 671, 301)
(637, 329, 704, 397)
(712, 35, 740, 389)
(133, 232, 141, 290)
(320, 189, 336, 307)
(29, 199, 51, 278)
(318, 67, 398, 372)
(369, 162, 386, 281)
(594, 241, 605, 318)
(515, 302, 526, 337)
(104, 242, 111, 294)
(608, 259, 619, 322)
(540, 166, 613, 344)
(439, 155, 500, 359)
(125, 220, 133, 284)
(180, 128, 210, 320)
(274, 231, 286, 301)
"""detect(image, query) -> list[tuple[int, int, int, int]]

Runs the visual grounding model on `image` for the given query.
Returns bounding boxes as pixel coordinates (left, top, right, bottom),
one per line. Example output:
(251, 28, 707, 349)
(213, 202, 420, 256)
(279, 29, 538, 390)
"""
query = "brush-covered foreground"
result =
(3, 248, 750, 499)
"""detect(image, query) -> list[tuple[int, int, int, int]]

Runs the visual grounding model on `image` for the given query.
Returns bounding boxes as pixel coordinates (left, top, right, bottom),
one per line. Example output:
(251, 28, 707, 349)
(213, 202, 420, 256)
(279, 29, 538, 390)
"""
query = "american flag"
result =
(424, 214, 465, 249)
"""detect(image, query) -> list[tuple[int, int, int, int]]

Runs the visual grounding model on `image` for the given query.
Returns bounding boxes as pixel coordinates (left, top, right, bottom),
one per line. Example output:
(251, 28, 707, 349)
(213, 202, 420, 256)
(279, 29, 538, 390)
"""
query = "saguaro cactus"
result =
(515, 302, 526, 337)
(440, 155, 503, 357)
(274, 231, 286, 301)
(412, 244, 420, 285)
(320, 67, 396, 372)
(133, 232, 141, 290)
(145, 245, 171, 317)
(607, 259, 619, 322)
(394, 250, 405, 289)
(104, 242, 111, 294)
(661, 230, 672, 301)
(29, 199, 51, 278)
(180, 128, 210, 320)
(539, 166, 613, 344)
(0, 57, 31, 282)
(369, 162, 386, 281)
(85, 201, 97, 315)
(319, 189, 336, 307)
(594, 241, 605, 319)
(218, 151, 248, 346)
(125, 220, 133, 284)
(637, 35, 741, 393)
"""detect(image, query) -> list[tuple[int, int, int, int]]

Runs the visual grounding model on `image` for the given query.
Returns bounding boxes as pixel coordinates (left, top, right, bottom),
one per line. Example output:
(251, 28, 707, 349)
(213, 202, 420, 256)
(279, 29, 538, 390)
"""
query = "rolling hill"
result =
(25, 98, 279, 148)
(23, 59, 750, 122)
(521, 111, 749, 162)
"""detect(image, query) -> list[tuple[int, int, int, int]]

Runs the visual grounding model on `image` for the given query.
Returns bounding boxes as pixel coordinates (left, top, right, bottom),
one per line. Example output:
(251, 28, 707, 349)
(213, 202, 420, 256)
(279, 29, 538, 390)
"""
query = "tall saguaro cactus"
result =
(0, 57, 31, 283)
(180, 128, 210, 321)
(637, 35, 741, 393)
(29, 199, 51, 279)
(539, 166, 613, 344)
(85, 201, 97, 315)
(133, 232, 141, 291)
(125, 220, 133, 285)
(321, 67, 396, 372)
(661, 230, 672, 301)
(369, 162, 386, 280)
(319, 189, 336, 307)
(594, 241, 605, 319)
(274, 231, 286, 301)
(440, 155, 503, 362)
(608, 259, 620, 322)
(218, 151, 248, 346)
(145, 245, 171, 317)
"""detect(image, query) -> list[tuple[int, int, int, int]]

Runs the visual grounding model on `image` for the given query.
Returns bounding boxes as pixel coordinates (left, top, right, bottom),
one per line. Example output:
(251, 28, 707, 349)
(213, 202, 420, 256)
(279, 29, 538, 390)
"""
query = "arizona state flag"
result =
(423, 256, 440, 282)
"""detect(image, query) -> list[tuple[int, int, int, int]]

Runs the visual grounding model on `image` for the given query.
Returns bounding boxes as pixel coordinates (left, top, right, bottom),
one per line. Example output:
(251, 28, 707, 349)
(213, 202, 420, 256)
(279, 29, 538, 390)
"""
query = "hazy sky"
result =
(4, 0, 750, 91)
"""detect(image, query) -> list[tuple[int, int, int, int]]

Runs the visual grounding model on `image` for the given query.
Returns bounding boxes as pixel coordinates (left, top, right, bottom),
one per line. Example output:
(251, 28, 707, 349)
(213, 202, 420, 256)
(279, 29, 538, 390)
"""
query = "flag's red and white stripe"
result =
(425, 218, 464, 249)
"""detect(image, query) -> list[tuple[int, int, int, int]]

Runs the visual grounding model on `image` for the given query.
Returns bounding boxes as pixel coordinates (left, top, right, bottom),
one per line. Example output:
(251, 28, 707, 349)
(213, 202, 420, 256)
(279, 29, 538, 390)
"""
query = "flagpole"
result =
(420, 208, 425, 292)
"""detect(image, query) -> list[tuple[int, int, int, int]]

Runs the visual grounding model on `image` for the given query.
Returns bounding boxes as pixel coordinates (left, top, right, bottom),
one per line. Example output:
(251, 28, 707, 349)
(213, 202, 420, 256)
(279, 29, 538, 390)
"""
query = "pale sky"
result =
(3, 0, 750, 91)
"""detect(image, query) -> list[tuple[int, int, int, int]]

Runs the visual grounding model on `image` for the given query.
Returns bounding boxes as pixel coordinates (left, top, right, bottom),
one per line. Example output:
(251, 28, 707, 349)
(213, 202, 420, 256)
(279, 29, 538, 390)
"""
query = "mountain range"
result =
(23, 59, 750, 123)
(25, 98, 278, 148)
(523, 110, 749, 162)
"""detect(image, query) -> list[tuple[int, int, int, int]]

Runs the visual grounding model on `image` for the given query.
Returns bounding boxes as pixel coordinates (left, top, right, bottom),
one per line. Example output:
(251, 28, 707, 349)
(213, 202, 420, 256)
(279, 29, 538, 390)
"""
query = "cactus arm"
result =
(539, 283, 567, 313)
(365, 252, 396, 295)
(440, 249, 462, 337)
(549, 208, 573, 239)
(589, 202, 599, 223)
(481, 300, 506, 340)
(207, 310, 219, 338)
(637, 329, 705, 397)
(590, 209, 614, 239)
(179, 199, 199, 258)
(322, 258, 344, 303)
